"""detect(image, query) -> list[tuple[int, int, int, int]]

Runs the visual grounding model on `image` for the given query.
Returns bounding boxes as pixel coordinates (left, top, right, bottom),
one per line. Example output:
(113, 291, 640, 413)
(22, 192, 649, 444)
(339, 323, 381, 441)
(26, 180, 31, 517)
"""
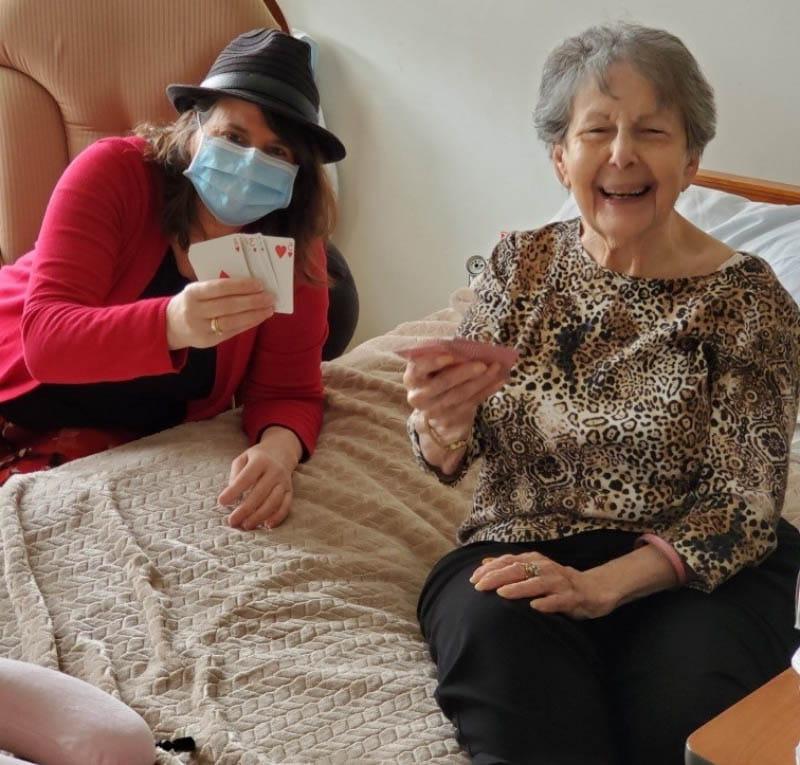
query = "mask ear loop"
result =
(194, 104, 216, 136)
(194, 109, 206, 137)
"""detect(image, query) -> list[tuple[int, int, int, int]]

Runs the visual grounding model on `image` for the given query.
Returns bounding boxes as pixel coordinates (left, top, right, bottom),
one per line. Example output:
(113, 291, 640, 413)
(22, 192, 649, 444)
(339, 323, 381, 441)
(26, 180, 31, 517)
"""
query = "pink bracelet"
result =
(636, 534, 688, 585)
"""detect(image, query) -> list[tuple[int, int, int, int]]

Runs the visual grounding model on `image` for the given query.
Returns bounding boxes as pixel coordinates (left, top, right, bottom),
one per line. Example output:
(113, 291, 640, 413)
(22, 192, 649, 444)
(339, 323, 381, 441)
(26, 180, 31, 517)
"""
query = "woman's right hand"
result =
(166, 278, 275, 350)
(403, 353, 509, 447)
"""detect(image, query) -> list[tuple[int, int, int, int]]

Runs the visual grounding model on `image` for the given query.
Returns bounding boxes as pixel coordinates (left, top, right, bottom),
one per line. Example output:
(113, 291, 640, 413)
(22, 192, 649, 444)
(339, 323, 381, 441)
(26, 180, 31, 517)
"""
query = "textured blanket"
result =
(0, 294, 477, 765)
(1, 288, 798, 764)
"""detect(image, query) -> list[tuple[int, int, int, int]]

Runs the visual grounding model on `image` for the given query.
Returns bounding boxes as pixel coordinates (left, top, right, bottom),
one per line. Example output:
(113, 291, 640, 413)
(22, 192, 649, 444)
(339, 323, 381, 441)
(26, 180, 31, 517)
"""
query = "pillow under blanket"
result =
(0, 658, 154, 765)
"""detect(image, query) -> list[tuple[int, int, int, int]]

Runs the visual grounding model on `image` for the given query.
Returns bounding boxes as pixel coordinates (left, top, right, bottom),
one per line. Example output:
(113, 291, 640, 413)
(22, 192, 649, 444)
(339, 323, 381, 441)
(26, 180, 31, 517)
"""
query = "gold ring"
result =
(521, 561, 540, 579)
(210, 317, 222, 335)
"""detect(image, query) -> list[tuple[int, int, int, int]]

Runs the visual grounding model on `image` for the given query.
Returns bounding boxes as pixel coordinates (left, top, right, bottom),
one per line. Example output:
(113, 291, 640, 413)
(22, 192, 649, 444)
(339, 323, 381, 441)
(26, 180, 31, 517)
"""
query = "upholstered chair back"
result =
(0, 0, 277, 264)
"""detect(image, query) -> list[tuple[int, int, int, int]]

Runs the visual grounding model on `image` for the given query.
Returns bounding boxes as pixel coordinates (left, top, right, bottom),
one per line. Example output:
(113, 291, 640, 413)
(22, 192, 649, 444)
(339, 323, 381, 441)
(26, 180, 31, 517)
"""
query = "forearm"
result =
(22, 297, 182, 383)
(243, 398, 323, 453)
(259, 426, 303, 471)
(584, 544, 679, 612)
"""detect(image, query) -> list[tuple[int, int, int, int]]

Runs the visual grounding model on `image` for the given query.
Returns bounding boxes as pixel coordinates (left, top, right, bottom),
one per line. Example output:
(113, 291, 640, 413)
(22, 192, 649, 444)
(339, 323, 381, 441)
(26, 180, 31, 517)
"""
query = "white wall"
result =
(282, 0, 800, 344)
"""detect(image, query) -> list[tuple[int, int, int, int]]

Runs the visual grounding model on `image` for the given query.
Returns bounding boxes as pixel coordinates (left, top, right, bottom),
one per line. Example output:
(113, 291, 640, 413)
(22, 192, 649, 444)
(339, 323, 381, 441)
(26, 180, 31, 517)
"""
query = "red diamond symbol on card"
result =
(219, 270, 230, 279)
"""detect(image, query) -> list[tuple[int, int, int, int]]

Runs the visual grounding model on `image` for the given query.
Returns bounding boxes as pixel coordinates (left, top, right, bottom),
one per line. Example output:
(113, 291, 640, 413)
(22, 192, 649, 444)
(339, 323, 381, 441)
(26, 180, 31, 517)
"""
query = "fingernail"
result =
(474, 581, 487, 591)
(436, 355, 454, 366)
(481, 557, 495, 565)
(468, 575, 478, 584)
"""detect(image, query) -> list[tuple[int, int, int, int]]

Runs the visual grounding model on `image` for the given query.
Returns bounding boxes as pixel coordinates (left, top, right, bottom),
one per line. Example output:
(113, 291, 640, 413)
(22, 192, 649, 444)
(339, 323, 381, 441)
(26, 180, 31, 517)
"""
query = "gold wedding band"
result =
(521, 561, 540, 579)
(210, 316, 223, 335)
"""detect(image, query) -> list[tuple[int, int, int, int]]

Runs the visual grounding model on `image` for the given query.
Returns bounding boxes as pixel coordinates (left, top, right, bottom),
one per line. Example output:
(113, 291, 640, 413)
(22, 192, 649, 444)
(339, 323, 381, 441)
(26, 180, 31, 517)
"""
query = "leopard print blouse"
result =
(410, 219, 800, 592)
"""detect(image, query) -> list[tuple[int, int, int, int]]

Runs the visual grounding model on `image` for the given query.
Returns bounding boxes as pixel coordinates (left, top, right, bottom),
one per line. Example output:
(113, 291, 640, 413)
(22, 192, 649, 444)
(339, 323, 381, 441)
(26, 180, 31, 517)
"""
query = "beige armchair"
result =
(0, 0, 279, 265)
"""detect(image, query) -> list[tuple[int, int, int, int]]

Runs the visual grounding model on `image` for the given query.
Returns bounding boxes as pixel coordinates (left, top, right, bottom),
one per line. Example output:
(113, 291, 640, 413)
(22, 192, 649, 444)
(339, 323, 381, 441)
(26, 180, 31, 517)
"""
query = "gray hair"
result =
(533, 22, 716, 156)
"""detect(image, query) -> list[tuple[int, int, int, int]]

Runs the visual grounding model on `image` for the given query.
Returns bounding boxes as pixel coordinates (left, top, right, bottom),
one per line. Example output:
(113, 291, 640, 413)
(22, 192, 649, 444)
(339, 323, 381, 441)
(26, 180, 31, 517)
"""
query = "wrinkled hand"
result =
(219, 443, 294, 530)
(469, 552, 617, 619)
(166, 278, 274, 350)
(403, 353, 508, 441)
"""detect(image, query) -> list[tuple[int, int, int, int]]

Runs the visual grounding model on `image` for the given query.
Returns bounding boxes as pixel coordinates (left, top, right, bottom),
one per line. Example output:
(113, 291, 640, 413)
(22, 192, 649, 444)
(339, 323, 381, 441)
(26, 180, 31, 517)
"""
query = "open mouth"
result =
(599, 185, 653, 199)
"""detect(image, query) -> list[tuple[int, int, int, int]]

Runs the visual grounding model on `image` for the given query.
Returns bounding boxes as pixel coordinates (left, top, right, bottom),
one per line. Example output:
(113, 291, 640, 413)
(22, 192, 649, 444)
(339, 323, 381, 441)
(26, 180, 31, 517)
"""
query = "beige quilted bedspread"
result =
(0, 295, 476, 765)
(1, 288, 798, 764)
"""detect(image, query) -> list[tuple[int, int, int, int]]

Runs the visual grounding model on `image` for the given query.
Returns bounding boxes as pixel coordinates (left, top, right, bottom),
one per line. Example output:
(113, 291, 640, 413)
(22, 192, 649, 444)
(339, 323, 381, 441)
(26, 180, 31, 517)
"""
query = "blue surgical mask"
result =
(184, 128, 299, 226)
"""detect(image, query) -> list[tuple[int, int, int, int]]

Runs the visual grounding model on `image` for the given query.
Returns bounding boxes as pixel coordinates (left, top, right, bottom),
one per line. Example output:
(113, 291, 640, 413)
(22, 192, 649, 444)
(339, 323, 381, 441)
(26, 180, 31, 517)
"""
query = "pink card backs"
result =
(395, 338, 518, 369)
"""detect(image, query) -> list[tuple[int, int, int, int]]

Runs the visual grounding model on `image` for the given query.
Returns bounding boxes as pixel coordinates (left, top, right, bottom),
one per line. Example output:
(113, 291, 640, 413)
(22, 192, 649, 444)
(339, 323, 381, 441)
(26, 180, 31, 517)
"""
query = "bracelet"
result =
(636, 534, 689, 585)
(422, 413, 470, 452)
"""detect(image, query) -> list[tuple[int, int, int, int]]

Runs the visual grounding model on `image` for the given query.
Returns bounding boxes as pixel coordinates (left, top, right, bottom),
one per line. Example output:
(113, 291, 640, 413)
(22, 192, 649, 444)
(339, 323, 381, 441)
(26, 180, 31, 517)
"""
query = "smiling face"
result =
(552, 61, 699, 253)
(194, 96, 296, 164)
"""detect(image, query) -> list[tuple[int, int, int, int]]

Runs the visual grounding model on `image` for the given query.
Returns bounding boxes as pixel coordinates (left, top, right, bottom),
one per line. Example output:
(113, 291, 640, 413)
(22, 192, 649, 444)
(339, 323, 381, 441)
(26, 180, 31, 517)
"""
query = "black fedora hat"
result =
(167, 28, 345, 163)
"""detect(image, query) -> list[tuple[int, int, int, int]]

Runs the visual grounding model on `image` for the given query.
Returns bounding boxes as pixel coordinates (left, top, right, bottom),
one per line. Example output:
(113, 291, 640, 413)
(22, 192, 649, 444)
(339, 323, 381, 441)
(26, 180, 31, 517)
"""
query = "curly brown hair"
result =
(133, 103, 337, 283)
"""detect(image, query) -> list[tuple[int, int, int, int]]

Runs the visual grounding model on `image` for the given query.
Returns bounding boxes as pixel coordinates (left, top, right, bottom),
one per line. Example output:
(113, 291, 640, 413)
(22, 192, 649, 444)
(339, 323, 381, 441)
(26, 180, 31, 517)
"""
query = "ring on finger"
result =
(210, 316, 223, 335)
(521, 561, 540, 579)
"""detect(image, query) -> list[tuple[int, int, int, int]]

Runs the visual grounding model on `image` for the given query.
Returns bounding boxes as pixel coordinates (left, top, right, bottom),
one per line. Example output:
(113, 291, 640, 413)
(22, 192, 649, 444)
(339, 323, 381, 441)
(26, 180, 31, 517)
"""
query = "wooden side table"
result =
(685, 668, 800, 765)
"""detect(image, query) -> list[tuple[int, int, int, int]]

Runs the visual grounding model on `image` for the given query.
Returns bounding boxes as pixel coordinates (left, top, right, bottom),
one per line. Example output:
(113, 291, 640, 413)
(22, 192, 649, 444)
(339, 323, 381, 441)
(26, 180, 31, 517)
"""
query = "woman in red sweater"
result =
(0, 29, 346, 532)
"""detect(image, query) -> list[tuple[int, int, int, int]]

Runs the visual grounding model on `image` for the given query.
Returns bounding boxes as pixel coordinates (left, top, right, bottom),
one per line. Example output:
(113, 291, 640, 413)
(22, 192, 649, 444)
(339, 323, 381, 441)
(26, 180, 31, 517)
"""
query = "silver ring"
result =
(210, 316, 223, 335)
(521, 561, 540, 579)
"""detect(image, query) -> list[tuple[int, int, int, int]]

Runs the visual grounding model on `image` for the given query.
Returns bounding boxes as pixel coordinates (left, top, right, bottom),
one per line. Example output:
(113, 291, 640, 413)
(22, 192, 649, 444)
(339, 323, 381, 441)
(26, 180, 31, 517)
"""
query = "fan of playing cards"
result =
(188, 234, 295, 314)
(395, 338, 519, 370)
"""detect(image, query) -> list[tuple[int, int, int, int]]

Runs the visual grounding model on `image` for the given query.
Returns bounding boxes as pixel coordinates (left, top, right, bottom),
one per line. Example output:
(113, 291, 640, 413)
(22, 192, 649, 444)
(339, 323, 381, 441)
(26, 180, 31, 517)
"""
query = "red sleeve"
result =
(21, 138, 186, 384)
(239, 241, 329, 455)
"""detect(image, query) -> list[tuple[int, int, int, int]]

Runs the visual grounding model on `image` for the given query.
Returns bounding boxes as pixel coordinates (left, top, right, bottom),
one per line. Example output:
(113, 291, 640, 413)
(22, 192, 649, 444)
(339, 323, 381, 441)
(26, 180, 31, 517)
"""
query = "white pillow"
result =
(550, 186, 800, 303)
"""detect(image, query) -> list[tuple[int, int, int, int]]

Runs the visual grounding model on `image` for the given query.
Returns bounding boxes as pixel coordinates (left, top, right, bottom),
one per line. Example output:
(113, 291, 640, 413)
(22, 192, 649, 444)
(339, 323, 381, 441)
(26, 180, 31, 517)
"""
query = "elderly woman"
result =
(0, 29, 346, 531)
(404, 22, 800, 765)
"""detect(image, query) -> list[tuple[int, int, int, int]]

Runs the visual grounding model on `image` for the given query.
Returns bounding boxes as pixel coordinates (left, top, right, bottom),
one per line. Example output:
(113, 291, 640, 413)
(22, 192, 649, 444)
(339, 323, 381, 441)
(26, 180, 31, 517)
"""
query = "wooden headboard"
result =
(694, 170, 800, 205)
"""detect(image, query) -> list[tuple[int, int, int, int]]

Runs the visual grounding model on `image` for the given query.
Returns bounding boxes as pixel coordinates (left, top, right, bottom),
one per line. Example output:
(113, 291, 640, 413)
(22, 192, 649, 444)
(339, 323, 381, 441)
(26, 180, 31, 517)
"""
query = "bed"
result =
(1, 172, 799, 764)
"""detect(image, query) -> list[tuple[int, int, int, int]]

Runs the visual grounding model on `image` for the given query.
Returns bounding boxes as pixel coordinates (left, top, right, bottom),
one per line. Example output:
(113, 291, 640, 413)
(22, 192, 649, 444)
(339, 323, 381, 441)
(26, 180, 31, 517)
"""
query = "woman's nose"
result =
(608, 131, 638, 168)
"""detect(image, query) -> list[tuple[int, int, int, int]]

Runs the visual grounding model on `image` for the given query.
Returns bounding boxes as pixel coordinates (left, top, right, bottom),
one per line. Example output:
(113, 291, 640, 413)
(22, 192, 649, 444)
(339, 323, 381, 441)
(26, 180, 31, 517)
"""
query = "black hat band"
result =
(201, 72, 319, 123)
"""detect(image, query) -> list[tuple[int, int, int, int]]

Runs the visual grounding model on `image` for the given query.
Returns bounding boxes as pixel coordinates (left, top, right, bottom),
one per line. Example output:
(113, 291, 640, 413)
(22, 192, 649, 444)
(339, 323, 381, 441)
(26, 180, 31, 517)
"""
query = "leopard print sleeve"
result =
(657, 267, 800, 592)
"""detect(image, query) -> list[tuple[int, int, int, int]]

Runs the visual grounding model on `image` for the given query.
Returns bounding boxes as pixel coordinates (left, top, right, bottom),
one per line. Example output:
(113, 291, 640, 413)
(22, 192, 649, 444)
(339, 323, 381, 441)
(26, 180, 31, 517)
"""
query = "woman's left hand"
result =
(469, 552, 617, 620)
(219, 440, 296, 530)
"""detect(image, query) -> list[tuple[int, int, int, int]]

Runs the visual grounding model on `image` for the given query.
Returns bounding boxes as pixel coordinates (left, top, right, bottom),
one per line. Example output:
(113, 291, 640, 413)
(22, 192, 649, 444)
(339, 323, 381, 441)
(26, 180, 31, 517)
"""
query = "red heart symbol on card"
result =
(219, 270, 230, 279)
(275, 245, 287, 258)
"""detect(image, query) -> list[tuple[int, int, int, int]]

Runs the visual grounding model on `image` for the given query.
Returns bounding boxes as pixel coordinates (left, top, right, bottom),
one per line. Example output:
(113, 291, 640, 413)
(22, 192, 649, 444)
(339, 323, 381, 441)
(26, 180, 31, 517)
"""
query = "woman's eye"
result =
(223, 132, 246, 145)
(268, 146, 289, 158)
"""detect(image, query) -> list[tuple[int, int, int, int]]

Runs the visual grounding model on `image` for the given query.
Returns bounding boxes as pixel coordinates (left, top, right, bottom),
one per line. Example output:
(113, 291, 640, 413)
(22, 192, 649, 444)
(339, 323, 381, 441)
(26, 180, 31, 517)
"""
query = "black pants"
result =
(418, 521, 800, 765)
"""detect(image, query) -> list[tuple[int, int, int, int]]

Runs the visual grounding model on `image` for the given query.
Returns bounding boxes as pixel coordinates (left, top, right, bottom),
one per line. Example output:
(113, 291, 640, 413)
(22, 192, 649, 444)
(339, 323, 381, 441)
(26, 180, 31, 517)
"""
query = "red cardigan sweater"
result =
(0, 136, 328, 453)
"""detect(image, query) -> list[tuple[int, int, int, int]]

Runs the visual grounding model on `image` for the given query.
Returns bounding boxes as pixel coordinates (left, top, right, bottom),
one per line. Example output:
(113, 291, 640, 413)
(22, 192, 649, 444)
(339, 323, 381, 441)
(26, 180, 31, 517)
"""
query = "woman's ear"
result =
(681, 151, 701, 191)
(552, 144, 570, 189)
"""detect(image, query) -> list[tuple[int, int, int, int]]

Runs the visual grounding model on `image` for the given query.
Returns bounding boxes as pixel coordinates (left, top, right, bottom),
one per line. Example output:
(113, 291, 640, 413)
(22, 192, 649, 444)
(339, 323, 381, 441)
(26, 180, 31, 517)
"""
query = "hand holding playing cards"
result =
(166, 277, 274, 350)
(403, 349, 510, 468)
(188, 233, 295, 314)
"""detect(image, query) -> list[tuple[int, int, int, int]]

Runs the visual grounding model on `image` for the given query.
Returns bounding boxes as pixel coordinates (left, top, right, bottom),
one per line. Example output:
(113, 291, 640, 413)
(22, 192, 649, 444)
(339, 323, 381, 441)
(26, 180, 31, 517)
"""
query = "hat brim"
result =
(166, 84, 346, 164)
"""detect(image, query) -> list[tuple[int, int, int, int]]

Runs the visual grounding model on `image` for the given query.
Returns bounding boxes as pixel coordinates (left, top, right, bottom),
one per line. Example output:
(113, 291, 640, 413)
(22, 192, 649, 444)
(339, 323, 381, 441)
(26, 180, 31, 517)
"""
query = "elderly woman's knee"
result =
(437, 589, 580, 663)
